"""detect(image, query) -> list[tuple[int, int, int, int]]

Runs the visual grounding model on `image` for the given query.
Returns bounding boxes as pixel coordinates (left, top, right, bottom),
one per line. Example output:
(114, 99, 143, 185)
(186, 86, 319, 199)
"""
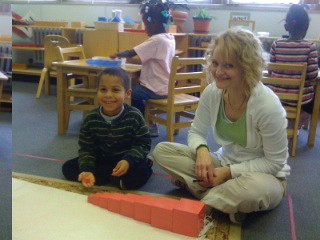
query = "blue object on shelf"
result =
(111, 16, 121, 22)
(98, 17, 107, 22)
(86, 59, 122, 67)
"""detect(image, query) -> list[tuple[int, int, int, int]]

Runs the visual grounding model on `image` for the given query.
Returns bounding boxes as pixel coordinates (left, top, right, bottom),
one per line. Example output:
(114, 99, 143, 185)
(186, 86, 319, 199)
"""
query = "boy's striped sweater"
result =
(78, 104, 151, 172)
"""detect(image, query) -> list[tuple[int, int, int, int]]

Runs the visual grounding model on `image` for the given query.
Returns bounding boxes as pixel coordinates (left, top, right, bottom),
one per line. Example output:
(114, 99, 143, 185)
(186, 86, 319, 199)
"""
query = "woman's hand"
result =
(195, 146, 215, 187)
(112, 160, 130, 177)
(78, 172, 95, 188)
(211, 167, 232, 187)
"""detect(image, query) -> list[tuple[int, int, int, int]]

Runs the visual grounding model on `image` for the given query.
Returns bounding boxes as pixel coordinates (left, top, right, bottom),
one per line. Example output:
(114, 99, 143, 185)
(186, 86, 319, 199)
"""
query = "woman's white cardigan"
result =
(188, 82, 290, 178)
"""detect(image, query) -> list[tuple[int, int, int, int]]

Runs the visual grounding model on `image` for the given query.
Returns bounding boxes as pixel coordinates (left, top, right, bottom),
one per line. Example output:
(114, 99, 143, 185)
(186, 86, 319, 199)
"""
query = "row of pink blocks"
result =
(88, 192, 206, 237)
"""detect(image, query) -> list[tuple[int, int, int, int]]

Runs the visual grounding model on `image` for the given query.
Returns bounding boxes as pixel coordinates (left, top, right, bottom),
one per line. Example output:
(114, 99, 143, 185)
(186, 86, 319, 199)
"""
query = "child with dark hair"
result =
(62, 67, 153, 190)
(111, 0, 176, 137)
(269, 4, 318, 125)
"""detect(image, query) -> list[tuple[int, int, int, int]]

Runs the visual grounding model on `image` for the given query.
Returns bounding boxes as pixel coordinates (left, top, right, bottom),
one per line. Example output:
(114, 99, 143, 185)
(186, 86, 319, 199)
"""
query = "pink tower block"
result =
(172, 198, 206, 237)
(151, 197, 180, 231)
(134, 195, 157, 224)
(97, 192, 113, 209)
(107, 193, 125, 213)
(87, 193, 104, 206)
(120, 193, 142, 218)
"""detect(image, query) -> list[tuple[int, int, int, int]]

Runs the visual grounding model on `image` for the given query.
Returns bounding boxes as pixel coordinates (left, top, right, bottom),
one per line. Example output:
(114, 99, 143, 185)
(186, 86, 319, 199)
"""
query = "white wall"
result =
(0, 12, 12, 35)
(12, 4, 320, 39)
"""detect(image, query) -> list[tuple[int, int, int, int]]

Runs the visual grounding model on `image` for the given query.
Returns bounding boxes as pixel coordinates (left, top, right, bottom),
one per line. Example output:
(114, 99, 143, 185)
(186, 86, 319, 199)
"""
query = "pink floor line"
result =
(288, 194, 297, 240)
(13, 153, 172, 179)
(13, 153, 65, 163)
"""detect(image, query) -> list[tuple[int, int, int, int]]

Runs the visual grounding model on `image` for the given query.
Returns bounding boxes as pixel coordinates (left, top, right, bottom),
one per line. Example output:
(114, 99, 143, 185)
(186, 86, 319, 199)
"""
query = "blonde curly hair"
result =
(204, 28, 265, 98)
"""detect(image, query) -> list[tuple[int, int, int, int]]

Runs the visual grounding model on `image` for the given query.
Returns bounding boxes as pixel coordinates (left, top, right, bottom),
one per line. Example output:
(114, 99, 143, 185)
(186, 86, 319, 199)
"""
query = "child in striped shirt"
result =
(269, 4, 318, 125)
(62, 67, 153, 190)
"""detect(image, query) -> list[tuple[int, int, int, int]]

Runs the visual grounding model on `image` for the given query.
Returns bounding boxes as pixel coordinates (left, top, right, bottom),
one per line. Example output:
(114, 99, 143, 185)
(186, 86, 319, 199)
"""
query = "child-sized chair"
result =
(263, 62, 307, 156)
(36, 35, 71, 98)
(145, 56, 206, 142)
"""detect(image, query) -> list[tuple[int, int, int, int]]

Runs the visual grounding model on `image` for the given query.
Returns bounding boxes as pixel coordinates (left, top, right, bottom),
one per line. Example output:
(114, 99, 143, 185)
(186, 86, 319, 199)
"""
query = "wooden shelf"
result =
(13, 68, 42, 76)
(188, 47, 207, 51)
(0, 93, 12, 103)
(13, 46, 44, 51)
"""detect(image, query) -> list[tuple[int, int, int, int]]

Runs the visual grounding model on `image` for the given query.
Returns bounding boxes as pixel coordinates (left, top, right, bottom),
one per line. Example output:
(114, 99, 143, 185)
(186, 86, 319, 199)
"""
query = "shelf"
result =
(13, 68, 42, 76)
(13, 45, 44, 51)
(188, 47, 207, 51)
(0, 93, 12, 104)
(0, 55, 12, 60)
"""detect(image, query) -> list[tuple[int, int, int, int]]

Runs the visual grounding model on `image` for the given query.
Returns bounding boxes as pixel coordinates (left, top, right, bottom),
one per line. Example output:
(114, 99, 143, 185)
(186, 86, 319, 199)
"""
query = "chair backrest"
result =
(228, 20, 256, 32)
(167, 56, 207, 106)
(262, 62, 307, 156)
(57, 45, 86, 62)
(44, 35, 71, 69)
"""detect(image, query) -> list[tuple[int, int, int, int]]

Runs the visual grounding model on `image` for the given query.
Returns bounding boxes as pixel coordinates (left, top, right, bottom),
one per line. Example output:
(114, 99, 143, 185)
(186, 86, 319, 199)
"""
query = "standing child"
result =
(269, 4, 318, 125)
(62, 67, 153, 190)
(111, 0, 176, 137)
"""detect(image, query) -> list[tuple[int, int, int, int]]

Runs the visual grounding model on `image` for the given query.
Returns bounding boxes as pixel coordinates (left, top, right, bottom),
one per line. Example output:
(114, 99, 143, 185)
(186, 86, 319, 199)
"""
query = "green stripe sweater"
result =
(78, 104, 151, 172)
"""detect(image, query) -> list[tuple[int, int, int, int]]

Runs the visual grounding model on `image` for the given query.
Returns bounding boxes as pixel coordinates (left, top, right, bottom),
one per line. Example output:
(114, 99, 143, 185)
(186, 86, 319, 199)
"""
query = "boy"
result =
(62, 67, 153, 190)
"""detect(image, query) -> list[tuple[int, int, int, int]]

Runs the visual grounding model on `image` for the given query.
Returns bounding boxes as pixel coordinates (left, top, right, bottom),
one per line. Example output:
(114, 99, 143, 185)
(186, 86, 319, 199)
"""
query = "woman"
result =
(153, 29, 290, 224)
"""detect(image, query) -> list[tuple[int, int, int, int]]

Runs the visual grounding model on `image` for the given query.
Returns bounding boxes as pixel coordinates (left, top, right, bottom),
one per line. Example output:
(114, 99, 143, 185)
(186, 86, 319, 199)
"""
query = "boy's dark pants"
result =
(62, 157, 153, 190)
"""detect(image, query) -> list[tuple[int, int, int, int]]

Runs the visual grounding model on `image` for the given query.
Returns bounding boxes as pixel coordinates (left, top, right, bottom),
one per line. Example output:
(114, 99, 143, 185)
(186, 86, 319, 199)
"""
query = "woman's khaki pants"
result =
(153, 142, 286, 214)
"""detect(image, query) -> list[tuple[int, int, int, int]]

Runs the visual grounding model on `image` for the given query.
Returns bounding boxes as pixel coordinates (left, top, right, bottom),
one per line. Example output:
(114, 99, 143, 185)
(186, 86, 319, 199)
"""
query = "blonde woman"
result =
(153, 29, 290, 224)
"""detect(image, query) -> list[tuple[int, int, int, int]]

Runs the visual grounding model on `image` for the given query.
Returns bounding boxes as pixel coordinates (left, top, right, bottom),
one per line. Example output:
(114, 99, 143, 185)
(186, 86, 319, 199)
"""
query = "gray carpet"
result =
(11, 80, 320, 240)
(0, 111, 12, 240)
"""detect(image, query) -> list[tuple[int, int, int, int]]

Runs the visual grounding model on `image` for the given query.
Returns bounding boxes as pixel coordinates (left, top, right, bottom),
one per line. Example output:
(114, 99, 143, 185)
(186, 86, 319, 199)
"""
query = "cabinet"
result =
(12, 23, 189, 77)
(12, 23, 84, 76)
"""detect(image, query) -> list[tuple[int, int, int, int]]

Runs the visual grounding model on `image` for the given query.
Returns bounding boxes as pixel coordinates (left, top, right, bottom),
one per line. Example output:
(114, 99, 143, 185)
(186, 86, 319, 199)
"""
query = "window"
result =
(230, 0, 300, 3)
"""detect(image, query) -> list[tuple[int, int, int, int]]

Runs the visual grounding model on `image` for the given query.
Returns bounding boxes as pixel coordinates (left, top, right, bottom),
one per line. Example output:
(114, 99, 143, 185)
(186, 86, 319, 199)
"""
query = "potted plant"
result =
(168, 1, 189, 33)
(193, 7, 215, 33)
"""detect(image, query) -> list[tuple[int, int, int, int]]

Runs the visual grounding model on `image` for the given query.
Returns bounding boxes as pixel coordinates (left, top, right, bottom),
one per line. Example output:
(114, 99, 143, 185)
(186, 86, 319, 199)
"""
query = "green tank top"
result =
(216, 96, 247, 147)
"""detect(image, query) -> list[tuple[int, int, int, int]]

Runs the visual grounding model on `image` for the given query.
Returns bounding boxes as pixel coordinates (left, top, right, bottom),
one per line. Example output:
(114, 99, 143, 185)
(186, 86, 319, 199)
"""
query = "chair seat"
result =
(147, 94, 200, 106)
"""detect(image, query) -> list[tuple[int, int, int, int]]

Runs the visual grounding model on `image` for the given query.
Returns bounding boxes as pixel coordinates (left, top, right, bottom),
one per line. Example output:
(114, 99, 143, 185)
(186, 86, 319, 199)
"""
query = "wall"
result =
(12, 4, 320, 39)
(0, 3, 12, 36)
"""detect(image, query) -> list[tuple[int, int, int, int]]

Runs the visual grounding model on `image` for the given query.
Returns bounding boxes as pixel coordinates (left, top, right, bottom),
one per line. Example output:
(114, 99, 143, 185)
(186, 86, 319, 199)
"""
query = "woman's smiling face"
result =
(210, 47, 243, 91)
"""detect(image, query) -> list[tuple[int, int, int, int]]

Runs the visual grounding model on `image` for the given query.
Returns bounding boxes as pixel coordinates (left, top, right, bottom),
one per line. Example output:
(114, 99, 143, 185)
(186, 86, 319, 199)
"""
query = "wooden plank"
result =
(83, 30, 118, 58)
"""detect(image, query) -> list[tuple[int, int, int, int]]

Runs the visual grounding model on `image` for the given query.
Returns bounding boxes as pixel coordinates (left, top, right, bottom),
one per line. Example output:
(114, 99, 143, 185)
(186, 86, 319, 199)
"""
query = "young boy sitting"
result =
(62, 67, 153, 190)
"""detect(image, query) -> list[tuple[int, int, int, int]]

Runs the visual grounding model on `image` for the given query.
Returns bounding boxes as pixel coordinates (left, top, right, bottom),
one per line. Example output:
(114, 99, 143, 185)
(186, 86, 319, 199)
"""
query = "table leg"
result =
(308, 81, 320, 147)
(57, 67, 68, 135)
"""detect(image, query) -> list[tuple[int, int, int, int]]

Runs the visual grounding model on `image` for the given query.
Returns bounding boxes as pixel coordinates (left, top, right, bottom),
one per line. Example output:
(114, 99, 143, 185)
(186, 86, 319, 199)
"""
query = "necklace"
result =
(226, 91, 247, 111)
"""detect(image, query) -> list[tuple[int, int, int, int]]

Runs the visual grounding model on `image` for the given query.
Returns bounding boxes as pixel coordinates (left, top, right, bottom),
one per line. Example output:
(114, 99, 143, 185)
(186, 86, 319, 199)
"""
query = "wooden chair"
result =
(262, 63, 307, 157)
(36, 35, 71, 98)
(56, 45, 97, 131)
(228, 20, 256, 32)
(145, 56, 207, 142)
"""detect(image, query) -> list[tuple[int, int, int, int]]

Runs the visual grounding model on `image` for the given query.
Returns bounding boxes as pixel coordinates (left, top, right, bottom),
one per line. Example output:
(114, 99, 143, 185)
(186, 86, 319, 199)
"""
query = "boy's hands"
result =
(112, 160, 129, 177)
(78, 172, 95, 187)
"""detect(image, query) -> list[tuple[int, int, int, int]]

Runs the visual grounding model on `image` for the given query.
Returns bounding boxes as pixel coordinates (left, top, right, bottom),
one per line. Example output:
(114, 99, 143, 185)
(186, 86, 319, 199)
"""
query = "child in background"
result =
(111, 0, 176, 137)
(269, 4, 318, 126)
(62, 67, 153, 190)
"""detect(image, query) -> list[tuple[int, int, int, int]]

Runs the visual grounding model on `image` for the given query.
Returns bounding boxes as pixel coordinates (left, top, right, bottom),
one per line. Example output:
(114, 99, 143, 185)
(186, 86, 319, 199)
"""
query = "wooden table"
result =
(308, 70, 320, 147)
(54, 59, 141, 135)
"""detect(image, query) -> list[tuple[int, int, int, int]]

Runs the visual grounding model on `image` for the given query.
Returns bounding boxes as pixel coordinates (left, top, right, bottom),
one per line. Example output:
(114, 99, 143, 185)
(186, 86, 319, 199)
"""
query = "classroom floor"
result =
(10, 79, 320, 240)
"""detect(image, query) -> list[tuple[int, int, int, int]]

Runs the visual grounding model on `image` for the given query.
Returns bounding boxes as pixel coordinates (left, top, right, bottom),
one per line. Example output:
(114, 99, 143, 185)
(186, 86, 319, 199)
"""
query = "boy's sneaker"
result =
(146, 154, 154, 168)
(149, 123, 159, 137)
(229, 212, 247, 224)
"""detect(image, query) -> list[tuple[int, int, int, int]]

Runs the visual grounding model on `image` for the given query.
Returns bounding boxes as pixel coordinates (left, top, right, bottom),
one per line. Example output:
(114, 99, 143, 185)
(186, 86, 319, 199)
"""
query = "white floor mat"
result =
(12, 178, 196, 240)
